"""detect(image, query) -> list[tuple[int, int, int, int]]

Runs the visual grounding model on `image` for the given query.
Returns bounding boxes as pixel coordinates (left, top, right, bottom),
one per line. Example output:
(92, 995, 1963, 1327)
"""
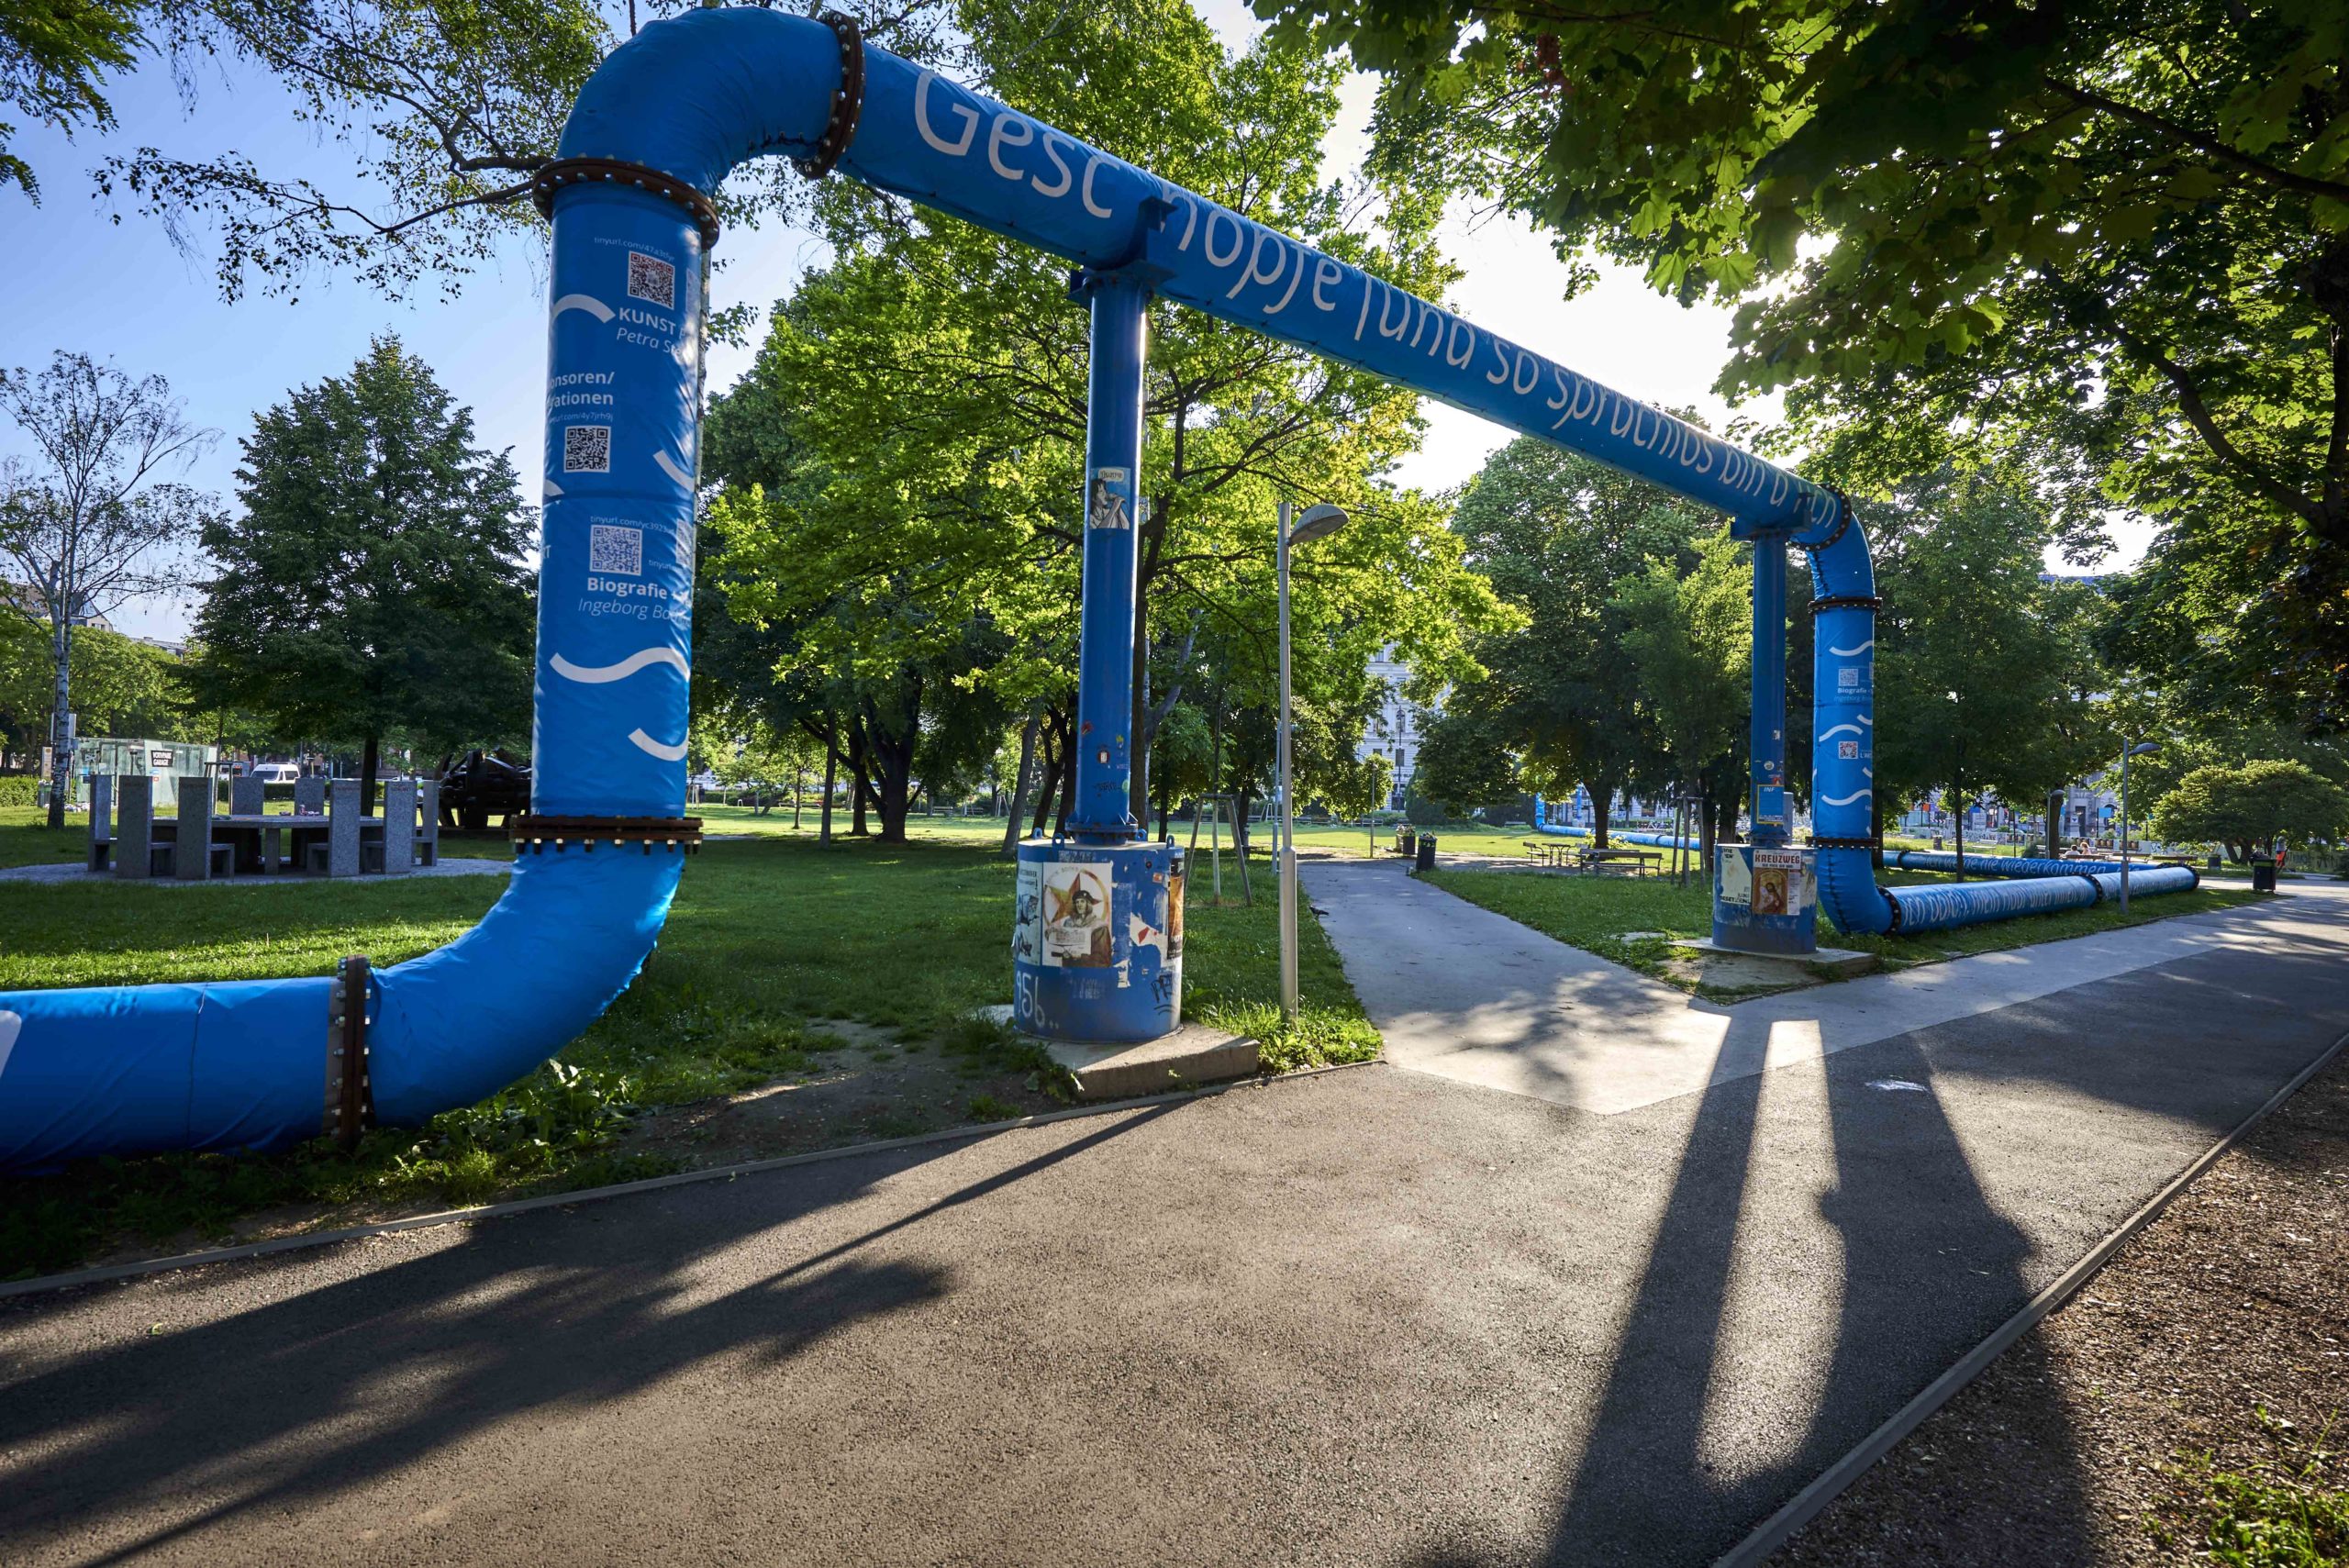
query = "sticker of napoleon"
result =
(1087, 467, 1131, 530)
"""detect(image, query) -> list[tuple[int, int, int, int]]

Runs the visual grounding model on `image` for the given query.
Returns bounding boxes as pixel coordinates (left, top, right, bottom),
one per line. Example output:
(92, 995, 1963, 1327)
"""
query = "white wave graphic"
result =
(653, 450, 695, 488)
(543, 479, 564, 498)
(1820, 788, 1875, 807)
(1819, 722, 1865, 741)
(1827, 639, 1876, 656)
(0, 1008, 17, 1083)
(551, 648, 688, 684)
(552, 293, 614, 322)
(628, 728, 689, 762)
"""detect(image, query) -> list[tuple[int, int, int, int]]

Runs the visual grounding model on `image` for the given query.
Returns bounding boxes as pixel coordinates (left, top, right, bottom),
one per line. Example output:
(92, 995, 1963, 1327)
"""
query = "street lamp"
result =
(2119, 737, 2162, 913)
(1279, 500, 1349, 1025)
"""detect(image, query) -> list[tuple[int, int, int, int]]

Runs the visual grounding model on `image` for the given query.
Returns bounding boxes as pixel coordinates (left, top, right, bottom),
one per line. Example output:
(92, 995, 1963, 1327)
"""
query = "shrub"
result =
(0, 775, 39, 806)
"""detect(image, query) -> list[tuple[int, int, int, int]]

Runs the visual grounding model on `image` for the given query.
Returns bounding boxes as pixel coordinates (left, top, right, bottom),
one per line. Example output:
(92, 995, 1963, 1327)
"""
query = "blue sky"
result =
(1, 2, 2141, 642)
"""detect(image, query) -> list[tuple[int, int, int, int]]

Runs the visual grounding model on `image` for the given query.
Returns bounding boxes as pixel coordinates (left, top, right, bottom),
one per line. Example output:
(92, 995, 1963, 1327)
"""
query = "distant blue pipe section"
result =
(0, 7, 2199, 1170)
(1888, 851, 2132, 878)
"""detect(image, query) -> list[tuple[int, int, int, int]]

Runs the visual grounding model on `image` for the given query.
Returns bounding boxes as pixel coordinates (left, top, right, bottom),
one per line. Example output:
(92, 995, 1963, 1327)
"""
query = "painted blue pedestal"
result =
(1712, 844, 1820, 955)
(1012, 838, 1185, 1042)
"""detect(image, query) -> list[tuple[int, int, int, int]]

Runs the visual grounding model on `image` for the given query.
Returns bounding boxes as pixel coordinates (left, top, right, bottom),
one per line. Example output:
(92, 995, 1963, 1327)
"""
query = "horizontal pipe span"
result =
(1889, 851, 2128, 878)
(564, 10, 1838, 533)
(1533, 823, 1704, 853)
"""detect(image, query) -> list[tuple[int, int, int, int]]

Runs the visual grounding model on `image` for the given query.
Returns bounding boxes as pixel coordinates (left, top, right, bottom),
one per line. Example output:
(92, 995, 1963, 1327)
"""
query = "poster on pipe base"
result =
(1012, 838, 1185, 1043)
(1713, 845, 1820, 955)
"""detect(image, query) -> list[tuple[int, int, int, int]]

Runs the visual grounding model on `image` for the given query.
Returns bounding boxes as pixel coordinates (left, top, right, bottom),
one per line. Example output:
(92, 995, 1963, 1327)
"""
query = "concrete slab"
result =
(1675, 936, 1880, 980)
(2, 938, 2343, 1568)
(1304, 860, 2346, 1117)
(974, 1007, 1260, 1101)
(1042, 1022, 1260, 1101)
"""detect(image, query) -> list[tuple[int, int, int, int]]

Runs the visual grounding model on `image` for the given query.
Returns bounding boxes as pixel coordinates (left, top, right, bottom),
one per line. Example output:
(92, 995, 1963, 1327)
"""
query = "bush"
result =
(0, 775, 39, 806)
(1405, 793, 1445, 827)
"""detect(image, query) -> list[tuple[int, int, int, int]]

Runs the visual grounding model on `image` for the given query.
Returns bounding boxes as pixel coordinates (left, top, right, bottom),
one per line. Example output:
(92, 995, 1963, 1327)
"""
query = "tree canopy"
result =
(1412, 434, 1712, 842)
(188, 337, 533, 805)
(1262, 0, 2349, 724)
(2147, 758, 2349, 862)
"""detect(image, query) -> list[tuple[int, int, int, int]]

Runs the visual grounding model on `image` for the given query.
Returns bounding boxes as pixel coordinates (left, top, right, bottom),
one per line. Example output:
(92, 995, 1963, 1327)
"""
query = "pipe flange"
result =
(1794, 489, 1853, 553)
(531, 157, 722, 249)
(1806, 835, 1878, 851)
(509, 814, 704, 855)
(795, 13, 866, 180)
(1809, 593, 1884, 615)
(323, 954, 374, 1150)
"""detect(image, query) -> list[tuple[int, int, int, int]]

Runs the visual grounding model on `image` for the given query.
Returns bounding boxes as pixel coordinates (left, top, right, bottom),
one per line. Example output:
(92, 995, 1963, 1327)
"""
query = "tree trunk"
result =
(1951, 762, 1965, 880)
(361, 732, 382, 817)
(1054, 733, 1076, 837)
(793, 766, 803, 830)
(847, 723, 871, 837)
(44, 617, 72, 829)
(1592, 775, 1617, 851)
(1130, 580, 1150, 828)
(1698, 781, 1717, 889)
(1002, 706, 1041, 858)
(819, 741, 836, 844)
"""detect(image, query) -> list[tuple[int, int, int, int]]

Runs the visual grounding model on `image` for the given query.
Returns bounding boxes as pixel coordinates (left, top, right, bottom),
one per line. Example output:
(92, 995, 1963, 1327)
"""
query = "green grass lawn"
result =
(0, 814, 1376, 1276)
(1420, 862, 2269, 999)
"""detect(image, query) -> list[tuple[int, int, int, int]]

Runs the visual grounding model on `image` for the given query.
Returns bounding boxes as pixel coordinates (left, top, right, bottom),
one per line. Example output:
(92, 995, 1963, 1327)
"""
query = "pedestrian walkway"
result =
(1302, 859, 2349, 1115)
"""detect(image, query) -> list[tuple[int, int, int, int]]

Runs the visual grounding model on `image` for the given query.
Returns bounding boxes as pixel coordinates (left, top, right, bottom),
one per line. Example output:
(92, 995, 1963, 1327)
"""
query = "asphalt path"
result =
(4, 896, 2344, 1566)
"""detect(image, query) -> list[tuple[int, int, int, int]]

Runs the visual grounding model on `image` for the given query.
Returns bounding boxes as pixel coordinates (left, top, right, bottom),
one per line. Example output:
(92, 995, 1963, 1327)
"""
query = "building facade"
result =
(1356, 645, 1431, 808)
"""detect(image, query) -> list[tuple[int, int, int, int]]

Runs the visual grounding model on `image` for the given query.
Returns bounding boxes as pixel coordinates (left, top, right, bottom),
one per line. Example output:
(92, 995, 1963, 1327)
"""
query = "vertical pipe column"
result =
(1011, 269, 1183, 1044)
(534, 184, 704, 820)
(1749, 531, 1789, 847)
(1070, 272, 1149, 840)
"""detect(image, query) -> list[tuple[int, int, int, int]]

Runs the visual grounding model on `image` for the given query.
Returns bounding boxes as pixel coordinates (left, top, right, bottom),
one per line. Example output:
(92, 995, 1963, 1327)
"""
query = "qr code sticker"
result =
(562, 425, 611, 473)
(1838, 667, 1860, 689)
(589, 523, 643, 577)
(626, 251, 675, 309)
(1839, 740, 1860, 760)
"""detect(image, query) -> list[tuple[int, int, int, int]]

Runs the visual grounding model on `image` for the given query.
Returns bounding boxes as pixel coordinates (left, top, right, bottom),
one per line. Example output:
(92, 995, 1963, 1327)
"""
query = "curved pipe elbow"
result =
(368, 853, 682, 1123)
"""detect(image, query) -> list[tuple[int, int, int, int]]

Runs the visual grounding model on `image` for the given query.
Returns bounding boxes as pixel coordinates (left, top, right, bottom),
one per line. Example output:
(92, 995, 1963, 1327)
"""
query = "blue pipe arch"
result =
(0, 7, 2190, 1170)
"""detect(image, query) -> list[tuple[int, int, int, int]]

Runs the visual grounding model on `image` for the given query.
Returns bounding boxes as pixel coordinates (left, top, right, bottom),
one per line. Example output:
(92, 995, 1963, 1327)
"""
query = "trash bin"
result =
(1415, 834, 1437, 871)
(2252, 861, 2278, 893)
(1398, 828, 1416, 858)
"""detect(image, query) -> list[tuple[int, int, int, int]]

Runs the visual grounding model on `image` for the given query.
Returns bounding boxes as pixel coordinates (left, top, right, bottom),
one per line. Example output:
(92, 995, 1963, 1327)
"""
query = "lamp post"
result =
(1278, 500, 1349, 1025)
(2119, 737, 2162, 913)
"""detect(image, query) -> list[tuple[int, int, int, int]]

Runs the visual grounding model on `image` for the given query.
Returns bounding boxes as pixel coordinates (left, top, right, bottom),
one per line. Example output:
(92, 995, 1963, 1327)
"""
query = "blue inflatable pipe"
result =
(0, 7, 2199, 1171)
(1887, 851, 2132, 878)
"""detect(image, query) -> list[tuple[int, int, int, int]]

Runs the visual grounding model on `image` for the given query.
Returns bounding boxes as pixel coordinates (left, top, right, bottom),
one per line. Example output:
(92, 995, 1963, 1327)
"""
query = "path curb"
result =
(1713, 1025, 2349, 1568)
(0, 1060, 1379, 1303)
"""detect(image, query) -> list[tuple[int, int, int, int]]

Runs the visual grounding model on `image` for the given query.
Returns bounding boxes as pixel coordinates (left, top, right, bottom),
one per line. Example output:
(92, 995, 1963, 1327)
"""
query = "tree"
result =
(188, 337, 532, 809)
(1268, 0, 2349, 724)
(0, 617, 195, 762)
(0, 350, 216, 826)
(1866, 470, 2101, 862)
(1, 0, 141, 198)
(1417, 435, 1711, 848)
(1613, 530, 1749, 881)
(76, 0, 974, 302)
(2149, 759, 2349, 863)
